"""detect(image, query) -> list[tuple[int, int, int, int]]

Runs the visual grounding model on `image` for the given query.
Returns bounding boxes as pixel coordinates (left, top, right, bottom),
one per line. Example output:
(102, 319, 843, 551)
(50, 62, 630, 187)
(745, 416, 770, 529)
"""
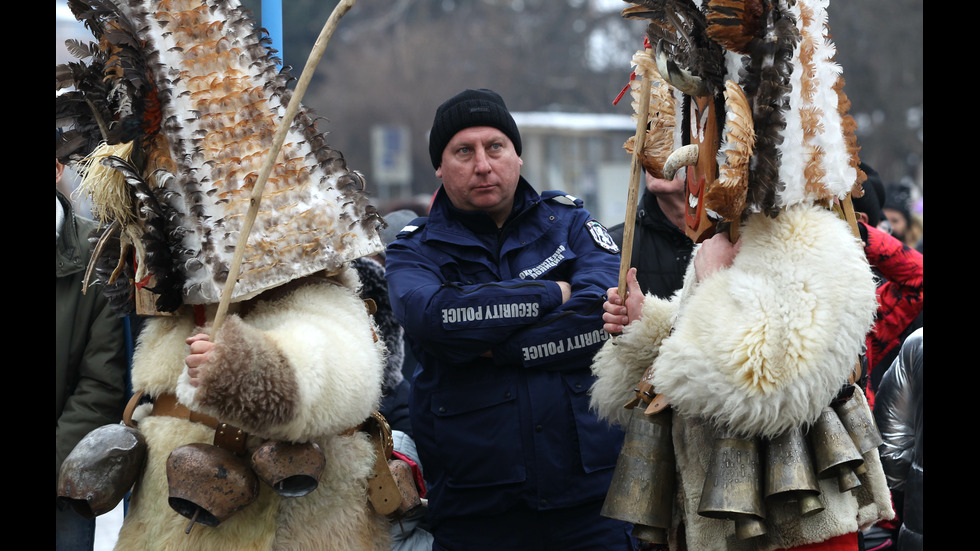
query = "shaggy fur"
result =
(589, 294, 677, 429)
(652, 205, 877, 438)
(588, 204, 891, 549)
(195, 315, 300, 432)
(176, 273, 386, 442)
(120, 268, 391, 550)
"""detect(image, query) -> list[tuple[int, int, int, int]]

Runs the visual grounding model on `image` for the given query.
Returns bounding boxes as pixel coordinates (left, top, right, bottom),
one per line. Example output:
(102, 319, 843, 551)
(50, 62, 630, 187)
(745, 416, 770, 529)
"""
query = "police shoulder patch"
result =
(542, 190, 583, 207)
(396, 218, 425, 237)
(586, 219, 619, 253)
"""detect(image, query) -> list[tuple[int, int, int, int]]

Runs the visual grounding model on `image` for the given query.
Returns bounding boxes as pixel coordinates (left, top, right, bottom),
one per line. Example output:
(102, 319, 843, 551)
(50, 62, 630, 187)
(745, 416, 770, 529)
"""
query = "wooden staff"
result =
(211, 0, 358, 337)
(617, 49, 673, 416)
(841, 193, 861, 239)
(617, 48, 654, 300)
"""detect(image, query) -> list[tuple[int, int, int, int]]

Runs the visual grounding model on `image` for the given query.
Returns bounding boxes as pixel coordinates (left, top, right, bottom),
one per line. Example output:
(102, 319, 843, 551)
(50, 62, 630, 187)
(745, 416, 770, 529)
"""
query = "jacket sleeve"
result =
(56, 290, 128, 485)
(385, 239, 565, 365)
(860, 222, 923, 367)
(872, 329, 922, 490)
(588, 291, 679, 428)
(175, 275, 386, 442)
(487, 213, 621, 370)
(386, 211, 619, 370)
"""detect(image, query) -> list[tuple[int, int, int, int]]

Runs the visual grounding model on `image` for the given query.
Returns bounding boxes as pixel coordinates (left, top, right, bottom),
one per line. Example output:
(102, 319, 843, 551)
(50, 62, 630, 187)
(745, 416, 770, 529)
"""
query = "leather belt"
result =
(124, 391, 248, 455)
(151, 392, 221, 428)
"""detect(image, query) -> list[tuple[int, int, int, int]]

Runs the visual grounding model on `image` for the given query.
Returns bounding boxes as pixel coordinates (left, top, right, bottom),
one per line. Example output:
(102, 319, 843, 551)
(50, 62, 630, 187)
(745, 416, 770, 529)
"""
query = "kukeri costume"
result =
(55, 1, 403, 549)
(590, 1, 895, 549)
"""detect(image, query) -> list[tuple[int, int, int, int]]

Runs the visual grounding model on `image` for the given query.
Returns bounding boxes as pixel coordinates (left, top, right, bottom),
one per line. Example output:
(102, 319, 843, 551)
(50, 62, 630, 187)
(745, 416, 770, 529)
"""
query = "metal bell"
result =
(764, 426, 824, 517)
(832, 388, 883, 475)
(251, 440, 326, 497)
(166, 443, 259, 531)
(698, 434, 767, 540)
(388, 458, 423, 517)
(600, 406, 676, 544)
(57, 423, 148, 518)
(809, 407, 864, 492)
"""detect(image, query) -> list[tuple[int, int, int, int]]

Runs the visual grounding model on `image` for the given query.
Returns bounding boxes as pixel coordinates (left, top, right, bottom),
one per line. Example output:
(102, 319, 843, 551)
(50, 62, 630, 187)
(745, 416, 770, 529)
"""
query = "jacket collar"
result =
(640, 189, 686, 237)
(427, 176, 540, 239)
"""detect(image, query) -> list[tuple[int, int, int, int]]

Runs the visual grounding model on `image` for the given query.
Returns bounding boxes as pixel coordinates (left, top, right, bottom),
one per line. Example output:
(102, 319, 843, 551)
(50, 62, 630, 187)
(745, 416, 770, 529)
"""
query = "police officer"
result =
(385, 89, 636, 551)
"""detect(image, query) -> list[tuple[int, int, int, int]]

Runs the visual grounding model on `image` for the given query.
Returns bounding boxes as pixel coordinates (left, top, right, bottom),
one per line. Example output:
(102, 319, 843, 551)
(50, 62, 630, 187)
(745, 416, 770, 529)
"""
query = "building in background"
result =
(371, 110, 637, 226)
(512, 111, 635, 227)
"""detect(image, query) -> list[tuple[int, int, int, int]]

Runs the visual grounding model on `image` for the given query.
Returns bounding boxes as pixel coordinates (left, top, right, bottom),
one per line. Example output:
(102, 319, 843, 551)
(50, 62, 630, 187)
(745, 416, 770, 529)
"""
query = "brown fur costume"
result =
(119, 267, 391, 550)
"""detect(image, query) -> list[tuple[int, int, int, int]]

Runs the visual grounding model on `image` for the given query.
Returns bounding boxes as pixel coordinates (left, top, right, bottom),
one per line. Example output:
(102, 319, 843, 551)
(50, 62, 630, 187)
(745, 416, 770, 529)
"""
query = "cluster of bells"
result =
(58, 414, 422, 534)
(167, 439, 328, 532)
(58, 424, 329, 533)
(601, 385, 882, 544)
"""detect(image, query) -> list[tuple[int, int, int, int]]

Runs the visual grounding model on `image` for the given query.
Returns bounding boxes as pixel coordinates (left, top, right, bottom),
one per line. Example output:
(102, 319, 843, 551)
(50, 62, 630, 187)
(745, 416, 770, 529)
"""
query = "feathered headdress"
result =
(56, 0, 384, 315)
(621, 0, 863, 240)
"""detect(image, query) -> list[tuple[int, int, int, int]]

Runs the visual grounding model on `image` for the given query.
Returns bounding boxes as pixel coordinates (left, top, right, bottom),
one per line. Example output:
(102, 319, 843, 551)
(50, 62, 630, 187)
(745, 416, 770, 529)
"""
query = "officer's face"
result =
(437, 126, 523, 227)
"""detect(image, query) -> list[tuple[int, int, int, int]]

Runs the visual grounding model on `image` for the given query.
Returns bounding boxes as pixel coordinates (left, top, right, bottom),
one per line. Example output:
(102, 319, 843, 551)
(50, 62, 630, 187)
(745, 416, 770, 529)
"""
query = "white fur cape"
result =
(594, 204, 878, 438)
(117, 266, 391, 550)
(590, 204, 892, 549)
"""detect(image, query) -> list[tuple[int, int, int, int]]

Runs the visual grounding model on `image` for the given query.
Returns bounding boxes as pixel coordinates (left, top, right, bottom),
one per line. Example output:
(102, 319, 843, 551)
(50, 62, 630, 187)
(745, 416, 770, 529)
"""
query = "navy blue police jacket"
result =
(385, 177, 626, 527)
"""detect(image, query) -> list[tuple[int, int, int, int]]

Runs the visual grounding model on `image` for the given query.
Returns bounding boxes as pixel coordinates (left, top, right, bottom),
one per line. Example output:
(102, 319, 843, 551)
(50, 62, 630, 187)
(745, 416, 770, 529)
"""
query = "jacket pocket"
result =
(563, 371, 623, 473)
(430, 382, 526, 488)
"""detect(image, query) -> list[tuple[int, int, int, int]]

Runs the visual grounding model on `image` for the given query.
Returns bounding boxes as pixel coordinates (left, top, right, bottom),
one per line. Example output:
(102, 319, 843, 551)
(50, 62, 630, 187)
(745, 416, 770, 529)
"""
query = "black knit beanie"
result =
(428, 89, 522, 169)
(883, 184, 912, 227)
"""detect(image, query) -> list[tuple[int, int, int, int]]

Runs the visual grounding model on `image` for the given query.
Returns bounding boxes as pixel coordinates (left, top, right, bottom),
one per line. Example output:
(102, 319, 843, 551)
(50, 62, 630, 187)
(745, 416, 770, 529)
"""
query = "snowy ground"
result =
(94, 501, 123, 551)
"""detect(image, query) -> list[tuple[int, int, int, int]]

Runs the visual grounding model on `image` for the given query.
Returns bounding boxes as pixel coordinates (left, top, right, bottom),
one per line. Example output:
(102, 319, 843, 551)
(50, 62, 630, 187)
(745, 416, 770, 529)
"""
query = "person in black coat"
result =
(607, 168, 694, 299)
(873, 328, 923, 551)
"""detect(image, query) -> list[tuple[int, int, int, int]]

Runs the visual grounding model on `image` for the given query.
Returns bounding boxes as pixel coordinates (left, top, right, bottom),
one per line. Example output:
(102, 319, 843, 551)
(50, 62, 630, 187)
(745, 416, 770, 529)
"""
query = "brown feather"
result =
(705, 0, 765, 54)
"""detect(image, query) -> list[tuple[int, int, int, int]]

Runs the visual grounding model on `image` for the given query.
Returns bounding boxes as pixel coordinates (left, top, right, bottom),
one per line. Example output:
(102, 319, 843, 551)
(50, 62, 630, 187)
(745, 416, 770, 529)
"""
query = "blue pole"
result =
(262, 0, 283, 68)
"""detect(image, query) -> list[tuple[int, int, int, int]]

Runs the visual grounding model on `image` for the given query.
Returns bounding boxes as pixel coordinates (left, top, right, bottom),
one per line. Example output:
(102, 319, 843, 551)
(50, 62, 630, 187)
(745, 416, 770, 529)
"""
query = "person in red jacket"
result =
(850, 163, 922, 551)
(851, 163, 923, 409)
